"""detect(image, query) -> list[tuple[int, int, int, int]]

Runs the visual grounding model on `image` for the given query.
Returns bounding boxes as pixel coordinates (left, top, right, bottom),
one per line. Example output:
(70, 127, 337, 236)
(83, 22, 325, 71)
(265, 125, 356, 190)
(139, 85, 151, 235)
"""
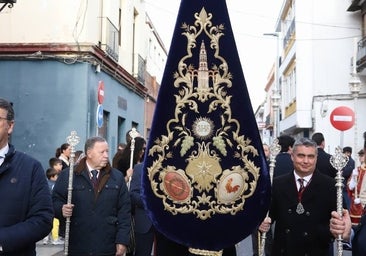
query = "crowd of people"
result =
(0, 97, 142, 255)
(1, 95, 366, 255)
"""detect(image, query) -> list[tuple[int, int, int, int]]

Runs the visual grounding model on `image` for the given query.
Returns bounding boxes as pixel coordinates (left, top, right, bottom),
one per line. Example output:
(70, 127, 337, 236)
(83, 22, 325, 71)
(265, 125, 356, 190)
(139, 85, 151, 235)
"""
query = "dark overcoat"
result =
(0, 144, 53, 256)
(269, 170, 336, 256)
(130, 163, 153, 234)
(353, 212, 366, 256)
(52, 158, 131, 256)
(273, 153, 293, 178)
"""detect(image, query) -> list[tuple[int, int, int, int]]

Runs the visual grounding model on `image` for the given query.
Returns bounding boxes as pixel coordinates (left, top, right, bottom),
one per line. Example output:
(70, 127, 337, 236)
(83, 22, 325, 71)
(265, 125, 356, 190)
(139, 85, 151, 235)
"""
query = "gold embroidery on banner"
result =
(147, 7, 260, 220)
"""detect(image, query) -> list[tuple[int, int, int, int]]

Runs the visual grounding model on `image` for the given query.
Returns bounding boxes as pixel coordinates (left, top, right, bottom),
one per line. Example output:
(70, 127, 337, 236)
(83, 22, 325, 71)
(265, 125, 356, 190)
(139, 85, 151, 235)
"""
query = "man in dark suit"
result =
(311, 132, 337, 178)
(259, 138, 337, 255)
(342, 146, 355, 210)
(273, 134, 295, 178)
(53, 137, 131, 256)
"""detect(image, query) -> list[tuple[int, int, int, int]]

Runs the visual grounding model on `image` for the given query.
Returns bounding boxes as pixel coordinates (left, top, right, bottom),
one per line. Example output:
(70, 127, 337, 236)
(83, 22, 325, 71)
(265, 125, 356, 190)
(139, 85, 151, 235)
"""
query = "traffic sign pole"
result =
(340, 131, 344, 149)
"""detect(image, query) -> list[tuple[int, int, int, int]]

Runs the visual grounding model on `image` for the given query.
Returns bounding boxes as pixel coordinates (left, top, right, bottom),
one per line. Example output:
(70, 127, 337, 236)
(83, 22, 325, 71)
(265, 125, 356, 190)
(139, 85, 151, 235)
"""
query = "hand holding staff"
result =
(259, 139, 281, 256)
(330, 146, 349, 256)
(64, 131, 80, 256)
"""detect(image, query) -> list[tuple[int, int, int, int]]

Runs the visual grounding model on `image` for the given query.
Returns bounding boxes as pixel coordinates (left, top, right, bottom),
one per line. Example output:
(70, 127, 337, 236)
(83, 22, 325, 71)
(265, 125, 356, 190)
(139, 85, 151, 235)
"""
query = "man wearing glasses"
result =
(0, 98, 53, 255)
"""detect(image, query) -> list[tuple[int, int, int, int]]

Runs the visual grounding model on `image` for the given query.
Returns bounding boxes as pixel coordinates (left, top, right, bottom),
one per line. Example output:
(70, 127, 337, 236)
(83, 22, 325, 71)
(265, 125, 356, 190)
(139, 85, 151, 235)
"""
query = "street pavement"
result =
(235, 237, 352, 256)
(36, 236, 352, 255)
(36, 241, 64, 256)
(235, 236, 253, 256)
(35, 238, 254, 256)
(36, 238, 253, 256)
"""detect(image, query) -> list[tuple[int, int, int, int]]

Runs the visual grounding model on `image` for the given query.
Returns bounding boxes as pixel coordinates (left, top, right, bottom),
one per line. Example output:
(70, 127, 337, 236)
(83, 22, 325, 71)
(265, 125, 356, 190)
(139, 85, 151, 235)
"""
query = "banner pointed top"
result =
(142, 0, 271, 252)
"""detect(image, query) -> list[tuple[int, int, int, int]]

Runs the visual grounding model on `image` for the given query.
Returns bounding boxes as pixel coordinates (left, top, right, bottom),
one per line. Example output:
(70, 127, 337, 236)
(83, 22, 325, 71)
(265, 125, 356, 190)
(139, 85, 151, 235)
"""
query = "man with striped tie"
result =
(259, 138, 338, 255)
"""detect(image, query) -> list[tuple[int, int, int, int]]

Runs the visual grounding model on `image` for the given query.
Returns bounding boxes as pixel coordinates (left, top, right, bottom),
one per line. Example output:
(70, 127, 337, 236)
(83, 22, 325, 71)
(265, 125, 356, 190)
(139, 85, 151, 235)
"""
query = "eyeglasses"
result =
(0, 117, 8, 121)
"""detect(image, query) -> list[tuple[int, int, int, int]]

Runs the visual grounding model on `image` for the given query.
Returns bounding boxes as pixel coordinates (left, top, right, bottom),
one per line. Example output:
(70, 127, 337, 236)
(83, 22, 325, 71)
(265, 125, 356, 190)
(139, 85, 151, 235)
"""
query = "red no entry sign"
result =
(97, 81, 105, 104)
(330, 106, 355, 131)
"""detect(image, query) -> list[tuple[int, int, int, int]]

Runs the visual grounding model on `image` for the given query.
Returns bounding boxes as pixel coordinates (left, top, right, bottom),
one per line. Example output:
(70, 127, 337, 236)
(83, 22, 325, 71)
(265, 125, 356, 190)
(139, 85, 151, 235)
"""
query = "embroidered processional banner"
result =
(141, 0, 271, 253)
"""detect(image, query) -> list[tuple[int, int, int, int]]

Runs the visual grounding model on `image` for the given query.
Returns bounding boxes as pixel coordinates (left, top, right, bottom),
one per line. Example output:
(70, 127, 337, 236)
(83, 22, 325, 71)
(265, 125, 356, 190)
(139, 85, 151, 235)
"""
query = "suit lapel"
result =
(280, 173, 298, 203)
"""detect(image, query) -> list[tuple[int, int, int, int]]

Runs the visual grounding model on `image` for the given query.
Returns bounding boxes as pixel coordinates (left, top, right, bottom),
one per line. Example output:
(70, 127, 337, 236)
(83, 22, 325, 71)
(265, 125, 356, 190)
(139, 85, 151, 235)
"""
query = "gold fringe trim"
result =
(188, 248, 223, 256)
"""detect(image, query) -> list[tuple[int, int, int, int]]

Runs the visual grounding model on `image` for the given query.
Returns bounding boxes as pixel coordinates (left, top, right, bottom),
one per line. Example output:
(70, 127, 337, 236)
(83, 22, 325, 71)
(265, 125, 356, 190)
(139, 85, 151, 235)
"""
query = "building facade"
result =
(259, 0, 366, 156)
(0, 0, 166, 168)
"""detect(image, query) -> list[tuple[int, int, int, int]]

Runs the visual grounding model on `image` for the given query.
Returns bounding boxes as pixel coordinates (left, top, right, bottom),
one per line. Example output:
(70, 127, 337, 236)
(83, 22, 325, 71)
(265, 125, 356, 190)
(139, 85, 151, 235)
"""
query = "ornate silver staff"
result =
(64, 131, 80, 256)
(127, 128, 140, 188)
(330, 146, 349, 256)
(125, 128, 140, 255)
(259, 139, 281, 256)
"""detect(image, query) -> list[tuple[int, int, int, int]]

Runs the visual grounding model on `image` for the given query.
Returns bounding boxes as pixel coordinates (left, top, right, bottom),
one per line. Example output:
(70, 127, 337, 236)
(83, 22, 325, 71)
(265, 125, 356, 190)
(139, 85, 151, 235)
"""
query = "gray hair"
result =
(292, 137, 318, 155)
(0, 98, 14, 121)
(84, 136, 107, 153)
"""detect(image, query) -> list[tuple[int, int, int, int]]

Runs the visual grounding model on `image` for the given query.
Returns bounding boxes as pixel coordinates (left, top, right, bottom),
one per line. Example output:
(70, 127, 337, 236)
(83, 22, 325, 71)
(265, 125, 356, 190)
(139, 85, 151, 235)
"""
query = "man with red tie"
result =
(259, 138, 337, 255)
(53, 136, 131, 256)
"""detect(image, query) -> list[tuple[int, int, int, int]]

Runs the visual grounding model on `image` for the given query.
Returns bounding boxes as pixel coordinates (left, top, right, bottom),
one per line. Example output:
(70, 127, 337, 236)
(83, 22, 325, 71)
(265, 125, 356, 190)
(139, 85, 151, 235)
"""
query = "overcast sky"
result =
(145, 0, 283, 111)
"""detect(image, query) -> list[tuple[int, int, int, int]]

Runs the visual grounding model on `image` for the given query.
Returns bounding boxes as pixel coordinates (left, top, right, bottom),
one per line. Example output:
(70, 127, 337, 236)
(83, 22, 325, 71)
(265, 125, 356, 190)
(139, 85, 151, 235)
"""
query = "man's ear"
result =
(7, 120, 15, 136)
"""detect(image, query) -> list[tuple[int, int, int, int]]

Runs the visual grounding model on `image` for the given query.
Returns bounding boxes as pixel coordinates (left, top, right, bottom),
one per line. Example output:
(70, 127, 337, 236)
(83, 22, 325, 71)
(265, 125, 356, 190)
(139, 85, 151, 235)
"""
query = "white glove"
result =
(349, 176, 357, 190)
(352, 168, 359, 177)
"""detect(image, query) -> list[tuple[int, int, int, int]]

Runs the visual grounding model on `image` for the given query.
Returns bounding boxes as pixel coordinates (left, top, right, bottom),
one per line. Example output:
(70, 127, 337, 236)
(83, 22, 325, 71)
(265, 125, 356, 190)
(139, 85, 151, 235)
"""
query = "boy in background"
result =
(43, 167, 64, 245)
(49, 157, 63, 174)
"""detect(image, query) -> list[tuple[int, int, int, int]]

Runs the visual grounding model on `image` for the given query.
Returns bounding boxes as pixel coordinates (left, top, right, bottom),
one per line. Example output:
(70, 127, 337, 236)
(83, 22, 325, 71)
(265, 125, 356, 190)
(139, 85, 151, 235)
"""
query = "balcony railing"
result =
(265, 113, 273, 129)
(283, 18, 295, 49)
(136, 54, 146, 84)
(356, 36, 366, 72)
(99, 17, 119, 62)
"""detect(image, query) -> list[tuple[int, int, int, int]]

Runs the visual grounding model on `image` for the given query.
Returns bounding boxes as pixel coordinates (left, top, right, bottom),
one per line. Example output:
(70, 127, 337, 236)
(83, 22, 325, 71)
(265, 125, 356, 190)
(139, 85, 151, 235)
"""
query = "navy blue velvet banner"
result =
(141, 0, 271, 252)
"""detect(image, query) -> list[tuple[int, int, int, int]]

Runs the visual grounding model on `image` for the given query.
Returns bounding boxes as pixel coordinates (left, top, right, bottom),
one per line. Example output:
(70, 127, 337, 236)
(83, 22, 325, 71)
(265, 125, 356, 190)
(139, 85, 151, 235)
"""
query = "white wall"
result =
(0, 0, 100, 43)
(279, 0, 366, 143)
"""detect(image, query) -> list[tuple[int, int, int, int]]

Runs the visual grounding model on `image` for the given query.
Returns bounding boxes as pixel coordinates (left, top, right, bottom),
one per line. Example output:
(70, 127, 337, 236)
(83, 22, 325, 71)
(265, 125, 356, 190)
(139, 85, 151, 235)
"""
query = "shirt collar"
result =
(294, 172, 313, 185)
(0, 144, 9, 158)
(86, 162, 99, 173)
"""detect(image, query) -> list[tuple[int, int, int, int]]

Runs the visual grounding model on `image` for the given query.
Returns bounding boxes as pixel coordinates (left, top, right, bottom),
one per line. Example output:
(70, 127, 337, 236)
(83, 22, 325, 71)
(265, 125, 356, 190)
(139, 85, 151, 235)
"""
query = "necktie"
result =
(296, 178, 306, 214)
(91, 170, 98, 188)
(298, 178, 305, 192)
